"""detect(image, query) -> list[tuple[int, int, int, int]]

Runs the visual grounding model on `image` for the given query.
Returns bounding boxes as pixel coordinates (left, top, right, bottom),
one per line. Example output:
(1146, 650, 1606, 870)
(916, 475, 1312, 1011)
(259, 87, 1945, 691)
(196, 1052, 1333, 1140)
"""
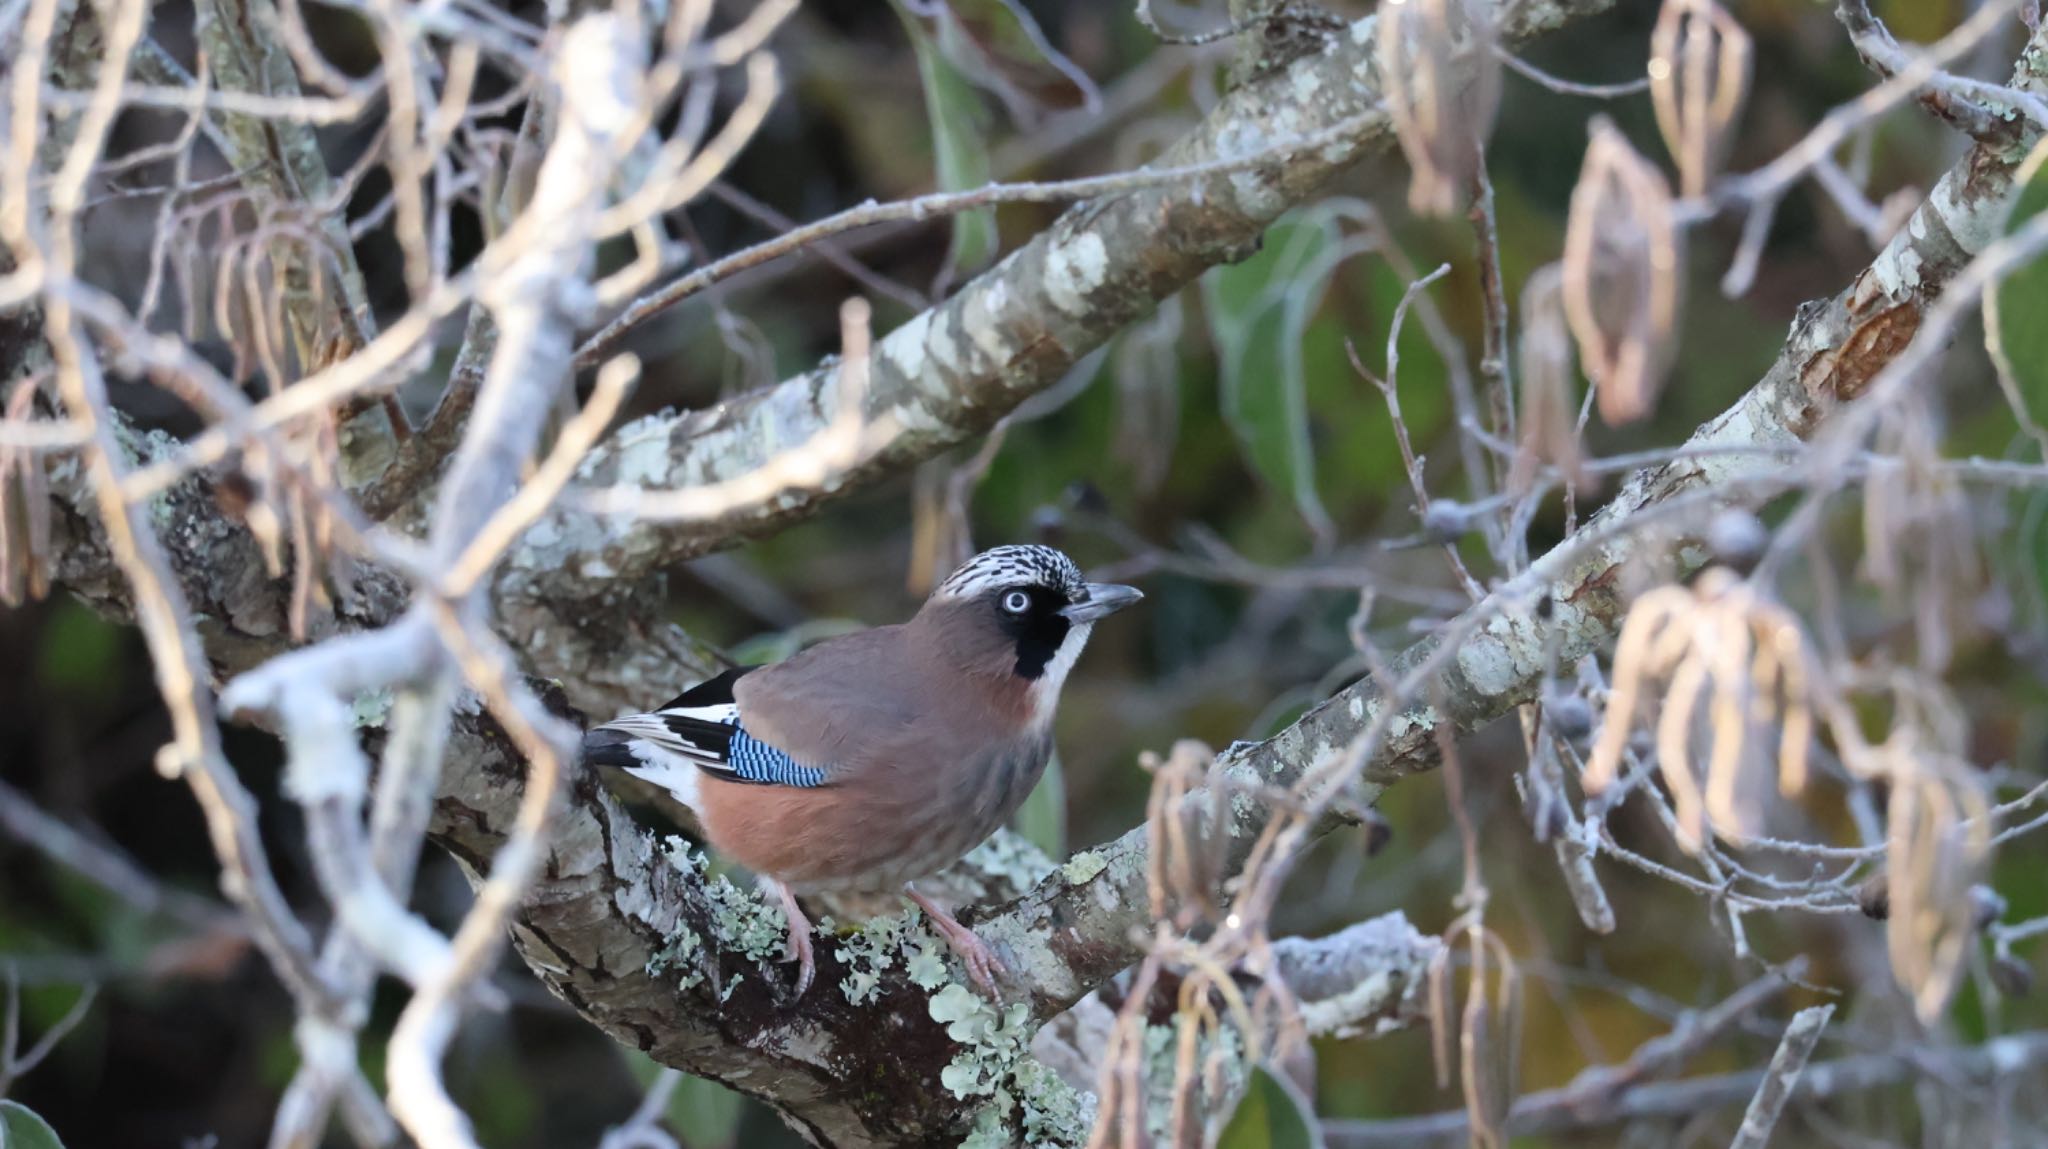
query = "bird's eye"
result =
(1001, 590, 1032, 614)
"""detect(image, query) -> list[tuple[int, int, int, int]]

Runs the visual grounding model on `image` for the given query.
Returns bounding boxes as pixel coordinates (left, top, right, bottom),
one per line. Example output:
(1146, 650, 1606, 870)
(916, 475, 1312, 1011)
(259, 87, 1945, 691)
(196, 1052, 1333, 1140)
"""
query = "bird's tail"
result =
(583, 726, 703, 811)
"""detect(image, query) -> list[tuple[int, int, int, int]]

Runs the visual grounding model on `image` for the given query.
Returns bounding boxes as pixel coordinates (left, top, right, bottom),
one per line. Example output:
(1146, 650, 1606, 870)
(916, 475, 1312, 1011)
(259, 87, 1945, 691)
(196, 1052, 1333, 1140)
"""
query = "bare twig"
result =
(1729, 1005, 1833, 1149)
(1329, 1022, 2047, 1147)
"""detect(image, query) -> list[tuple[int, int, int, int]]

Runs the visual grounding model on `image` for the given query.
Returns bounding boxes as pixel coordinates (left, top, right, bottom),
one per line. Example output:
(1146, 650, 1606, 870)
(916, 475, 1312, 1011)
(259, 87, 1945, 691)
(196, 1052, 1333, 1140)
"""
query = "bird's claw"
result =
(763, 876, 816, 999)
(907, 886, 1008, 995)
(785, 920, 816, 998)
(937, 923, 1004, 995)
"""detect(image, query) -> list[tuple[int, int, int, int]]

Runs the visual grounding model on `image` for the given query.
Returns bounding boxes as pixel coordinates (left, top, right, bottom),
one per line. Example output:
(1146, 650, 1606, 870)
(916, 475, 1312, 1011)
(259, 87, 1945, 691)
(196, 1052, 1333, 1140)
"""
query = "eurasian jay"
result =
(583, 544, 1142, 995)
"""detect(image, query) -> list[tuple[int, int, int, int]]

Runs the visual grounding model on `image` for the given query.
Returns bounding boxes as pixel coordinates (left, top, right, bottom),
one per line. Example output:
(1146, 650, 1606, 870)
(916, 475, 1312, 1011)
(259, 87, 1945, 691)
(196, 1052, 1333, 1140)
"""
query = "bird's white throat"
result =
(1028, 621, 1093, 724)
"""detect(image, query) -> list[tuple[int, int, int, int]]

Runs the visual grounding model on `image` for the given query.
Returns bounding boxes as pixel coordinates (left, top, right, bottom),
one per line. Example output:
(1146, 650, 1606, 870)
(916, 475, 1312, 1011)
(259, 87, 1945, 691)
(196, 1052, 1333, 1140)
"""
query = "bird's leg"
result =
(760, 876, 815, 997)
(906, 886, 1005, 994)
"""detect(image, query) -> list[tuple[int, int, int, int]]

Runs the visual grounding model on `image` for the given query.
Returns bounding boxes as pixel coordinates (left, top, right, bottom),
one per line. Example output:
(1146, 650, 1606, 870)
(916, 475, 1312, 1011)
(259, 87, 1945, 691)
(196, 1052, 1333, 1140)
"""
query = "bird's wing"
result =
(589, 666, 832, 792)
(728, 626, 925, 770)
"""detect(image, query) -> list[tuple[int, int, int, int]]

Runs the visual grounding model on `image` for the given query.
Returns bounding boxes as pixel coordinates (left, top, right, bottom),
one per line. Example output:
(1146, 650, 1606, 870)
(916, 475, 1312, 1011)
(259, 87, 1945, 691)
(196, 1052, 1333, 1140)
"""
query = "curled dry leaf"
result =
(1377, 0, 1502, 218)
(0, 378, 53, 607)
(1649, 0, 1752, 199)
(1427, 923, 1521, 1149)
(1562, 118, 1684, 426)
(1143, 739, 1226, 930)
(1508, 263, 1584, 494)
(908, 457, 977, 596)
(1861, 405, 1982, 672)
(1882, 762, 1990, 1025)
(1583, 568, 1813, 851)
(1814, 668, 1980, 1024)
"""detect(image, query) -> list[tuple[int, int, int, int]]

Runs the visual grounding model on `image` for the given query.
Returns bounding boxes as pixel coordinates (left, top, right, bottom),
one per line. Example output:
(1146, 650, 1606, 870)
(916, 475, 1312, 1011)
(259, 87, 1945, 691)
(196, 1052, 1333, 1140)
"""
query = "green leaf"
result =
(1, 1101, 68, 1149)
(1201, 214, 1343, 542)
(1216, 1063, 1325, 1149)
(35, 599, 123, 698)
(1011, 751, 1065, 858)
(892, 1, 997, 273)
(941, 0, 1099, 117)
(1987, 137, 2048, 435)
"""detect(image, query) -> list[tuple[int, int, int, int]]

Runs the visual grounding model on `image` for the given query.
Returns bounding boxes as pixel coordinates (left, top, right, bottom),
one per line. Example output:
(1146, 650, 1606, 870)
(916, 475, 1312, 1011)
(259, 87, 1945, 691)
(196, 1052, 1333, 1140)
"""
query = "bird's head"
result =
(919, 544, 1142, 718)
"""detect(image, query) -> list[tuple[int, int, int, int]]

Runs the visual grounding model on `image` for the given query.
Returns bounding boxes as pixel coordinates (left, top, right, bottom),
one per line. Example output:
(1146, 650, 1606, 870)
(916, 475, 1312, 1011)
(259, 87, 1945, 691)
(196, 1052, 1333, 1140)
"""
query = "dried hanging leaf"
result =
(1426, 924, 1521, 1149)
(1860, 404, 1981, 672)
(1649, 0, 1752, 199)
(1583, 569, 1814, 851)
(1561, 118, 1684, 427)
(1377, 0, 1501, 217)
(907, 458, 973, 596)
(1508, 263, 1584, 494)
(1143, 739, 1224, 929)
(0, 378, 52, 607)
(1885, 766, 1990, 1025)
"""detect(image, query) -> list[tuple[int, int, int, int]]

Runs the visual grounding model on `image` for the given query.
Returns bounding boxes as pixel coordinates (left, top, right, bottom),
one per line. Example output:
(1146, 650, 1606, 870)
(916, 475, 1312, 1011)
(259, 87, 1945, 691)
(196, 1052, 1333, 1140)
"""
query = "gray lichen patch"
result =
(932, 984, 1094, 1148)
(660, 837, 789, 969)
(1059, 851, 1107, 885)
(349, 686, 394, 728)
(828, 907, 951, 1006)
(645, 926, 706, 992)
(1042, 232, 1108, 316)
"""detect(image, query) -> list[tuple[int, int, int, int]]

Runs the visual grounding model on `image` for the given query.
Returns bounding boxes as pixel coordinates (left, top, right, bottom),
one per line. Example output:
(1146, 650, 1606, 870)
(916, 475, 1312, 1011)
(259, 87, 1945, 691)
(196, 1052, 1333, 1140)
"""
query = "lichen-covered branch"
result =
(497, 0, 1620, 610)
(456, 29, 2048, 1139)
(425, 701, 1437, 1148)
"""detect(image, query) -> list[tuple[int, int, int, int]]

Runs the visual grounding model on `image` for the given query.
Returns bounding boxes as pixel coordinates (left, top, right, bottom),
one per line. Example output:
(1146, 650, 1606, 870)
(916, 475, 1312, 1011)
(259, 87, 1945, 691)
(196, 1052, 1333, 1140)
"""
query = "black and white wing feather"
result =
(584, 668, 829, 809)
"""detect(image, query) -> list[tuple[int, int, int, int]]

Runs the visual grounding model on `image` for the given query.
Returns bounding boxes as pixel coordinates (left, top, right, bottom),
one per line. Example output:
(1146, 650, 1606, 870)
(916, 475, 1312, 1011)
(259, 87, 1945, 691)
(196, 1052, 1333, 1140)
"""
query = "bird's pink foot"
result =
(907, 887, 1005, 994)
(763, 877, 815, 997)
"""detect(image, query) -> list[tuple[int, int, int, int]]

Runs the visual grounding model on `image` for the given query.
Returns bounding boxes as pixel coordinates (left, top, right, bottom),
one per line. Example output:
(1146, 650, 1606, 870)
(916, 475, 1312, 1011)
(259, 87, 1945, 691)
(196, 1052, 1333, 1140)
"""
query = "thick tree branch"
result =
(425, 703, 1438, 1148)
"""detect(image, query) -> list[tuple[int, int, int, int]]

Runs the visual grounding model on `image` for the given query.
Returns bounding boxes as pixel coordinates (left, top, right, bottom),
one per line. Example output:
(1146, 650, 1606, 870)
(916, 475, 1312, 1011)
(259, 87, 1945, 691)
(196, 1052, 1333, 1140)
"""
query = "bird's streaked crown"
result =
(934, 544, 1086, 601)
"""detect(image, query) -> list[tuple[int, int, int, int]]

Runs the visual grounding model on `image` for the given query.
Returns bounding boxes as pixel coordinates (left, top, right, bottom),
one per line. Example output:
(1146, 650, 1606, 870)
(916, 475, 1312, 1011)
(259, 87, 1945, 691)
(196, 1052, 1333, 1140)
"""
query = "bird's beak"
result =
(1062, 582, 1143, 623)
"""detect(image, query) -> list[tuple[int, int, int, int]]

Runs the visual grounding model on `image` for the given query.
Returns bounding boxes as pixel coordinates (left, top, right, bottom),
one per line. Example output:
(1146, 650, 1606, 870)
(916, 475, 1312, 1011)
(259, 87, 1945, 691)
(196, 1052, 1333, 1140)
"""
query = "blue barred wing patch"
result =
(592, 683, 832, 789)
(590, 668, 831, 800)
(723, 725, 829, 788)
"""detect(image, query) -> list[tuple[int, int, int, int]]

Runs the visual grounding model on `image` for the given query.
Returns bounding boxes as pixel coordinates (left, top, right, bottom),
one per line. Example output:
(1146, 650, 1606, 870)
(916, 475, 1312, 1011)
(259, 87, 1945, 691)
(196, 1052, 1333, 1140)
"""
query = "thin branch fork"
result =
(1834, 0, 2048, 137)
